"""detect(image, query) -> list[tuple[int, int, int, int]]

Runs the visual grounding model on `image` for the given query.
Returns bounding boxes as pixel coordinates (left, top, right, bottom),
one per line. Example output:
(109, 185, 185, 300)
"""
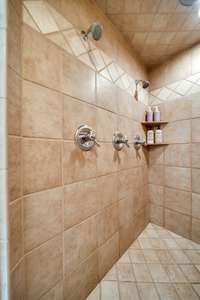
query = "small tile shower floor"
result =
(86, 223, 200, 300)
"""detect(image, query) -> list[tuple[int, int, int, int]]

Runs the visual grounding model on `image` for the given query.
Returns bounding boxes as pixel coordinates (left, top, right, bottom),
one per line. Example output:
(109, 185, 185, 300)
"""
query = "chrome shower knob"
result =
(112, 132, 129, 151)
(74, 124, 100, 151)
(134, 134, 145, 150)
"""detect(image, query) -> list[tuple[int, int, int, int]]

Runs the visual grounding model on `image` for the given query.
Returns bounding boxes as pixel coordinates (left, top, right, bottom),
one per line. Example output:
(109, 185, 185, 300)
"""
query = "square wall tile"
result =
(149, 147, 164, 166)
(63, 215, 98, 275)
(97, 108, 117, 142)
(8, 136, 21, 201)
(192, 118, 200, 143)
(192, 143, 200, 168)
(165, 209, 191, 238)
(23, 139, 62, 194)
(97, 173, 118, 209)
(165, 187, 191, 215)
(40, 281, 63, 300)
(149, 165, 164, 186)
(164, 120, 191, 144)
(23, 187, 63, 252)
(64, 178, 100, 230)
(63, 141, 97, 184)
(25, 235, 63, 300)
(98, 232, 119, 279)
(62, 51, 95, 104)
(165, 167, 191, 191)
(163, 97, 191, 122)
(192, 218, 200, 243)
(192, 193, 200, 219)
(9, 199, 23, 269)
(7, 2, 21, 74)
(149, 184, 164, 206)
(192, 168, 200, 194)
(24, 1, 59, 34)
(22, 25, 62, 91)
(63, 95, 97, 140)
(150, 203, 164, 226)
(98, 202, 119, 246)
(10, 260, 25, 300)
(22, 80, 63, 139)
(7, 67, 21, 136)
(164, 144, 191, 168)
(191, 92, 200, 118)
(63, 251, 99, 300)
(96, 74, 118, 113)
(97, 143, 118, 176)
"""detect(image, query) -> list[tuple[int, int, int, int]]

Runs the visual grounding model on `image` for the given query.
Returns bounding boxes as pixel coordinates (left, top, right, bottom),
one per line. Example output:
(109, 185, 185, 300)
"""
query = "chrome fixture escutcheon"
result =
(74, 124, 100, 151)
(134, 134, 145, 150)
(112, 132, 129, 151)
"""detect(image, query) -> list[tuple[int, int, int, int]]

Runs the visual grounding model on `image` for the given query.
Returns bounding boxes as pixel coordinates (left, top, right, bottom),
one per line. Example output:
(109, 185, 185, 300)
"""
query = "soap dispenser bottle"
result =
(155, 126, 163, 144)
(147, 127, 154, 145)
(153, 106, 160, 122)
(146, 106, 153, 122)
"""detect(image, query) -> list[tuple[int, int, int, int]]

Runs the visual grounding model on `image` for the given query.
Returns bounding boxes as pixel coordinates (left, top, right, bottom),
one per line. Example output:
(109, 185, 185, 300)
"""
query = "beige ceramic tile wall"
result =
(8, 1, 149, 300)
(149, 94, 200, 244)
(148, 43, 200, 244)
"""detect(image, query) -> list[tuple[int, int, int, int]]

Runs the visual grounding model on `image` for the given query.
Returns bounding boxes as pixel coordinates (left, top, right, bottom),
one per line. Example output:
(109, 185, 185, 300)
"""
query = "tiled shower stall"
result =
(0, 0, 200, 299)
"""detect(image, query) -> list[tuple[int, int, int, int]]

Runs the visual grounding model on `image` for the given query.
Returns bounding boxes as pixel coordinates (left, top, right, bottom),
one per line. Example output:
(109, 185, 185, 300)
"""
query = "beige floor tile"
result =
(117, 263, 135, 282)
(129, 240, 141, 249)
(142, 249, 160, 263)
(144, 228, 159, 238)
(101, 281, 120, 300)
(192, 284, 200, 297)
(103, 265, 118, 281)
(184, 250, 200, 264)
(86, 284, 100, 300)
(150, 238, 166, 249)
(148, 264, 170, 283)
(175, 237, 198, 250)
(156, 283, 180, 300)
(174, 283, 199, 300)
(180, 265, 200, 282)
(138, 238, 152, 249)
(117, 251, 131, 264)
(132, 263, 153, 282)
(137, 283, 160, 300)
(129, 249, 146, 263)
(119, 282, 140, 300)
(169, 250, 190, 264)
(163, 265, 187, 283)
(156, 250, 175, 264)
(162, 239, 180, 249)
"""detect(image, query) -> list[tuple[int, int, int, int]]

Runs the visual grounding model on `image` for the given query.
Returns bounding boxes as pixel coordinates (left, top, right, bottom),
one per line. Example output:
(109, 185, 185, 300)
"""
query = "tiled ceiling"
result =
(95, 0, 200, 69)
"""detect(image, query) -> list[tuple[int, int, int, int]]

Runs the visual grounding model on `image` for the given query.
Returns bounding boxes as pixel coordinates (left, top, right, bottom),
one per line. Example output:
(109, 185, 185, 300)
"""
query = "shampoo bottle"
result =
(147, 127, 154, 145)
(155, 126, 163, 144)
(146, 106, 153, 122)
(153, 106, 160, 121)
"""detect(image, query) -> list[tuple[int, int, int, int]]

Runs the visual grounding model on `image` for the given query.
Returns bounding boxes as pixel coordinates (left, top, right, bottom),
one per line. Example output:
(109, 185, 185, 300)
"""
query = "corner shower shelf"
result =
(141, 121, 168, 126)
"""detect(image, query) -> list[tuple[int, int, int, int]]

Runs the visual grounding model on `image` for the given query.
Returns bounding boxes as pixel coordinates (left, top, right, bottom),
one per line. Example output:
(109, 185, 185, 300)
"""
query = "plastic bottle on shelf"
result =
(146, 106, 153, 122)
(147, 127, 154, 145)
(153, 106, 160, 122)
(155, 126, 163, 144)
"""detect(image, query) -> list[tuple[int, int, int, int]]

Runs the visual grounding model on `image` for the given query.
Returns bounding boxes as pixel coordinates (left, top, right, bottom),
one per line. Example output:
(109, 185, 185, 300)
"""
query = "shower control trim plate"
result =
(74, 124, 100, 151)
(112, 132, 129, 151)
(134, 134, 145, 150)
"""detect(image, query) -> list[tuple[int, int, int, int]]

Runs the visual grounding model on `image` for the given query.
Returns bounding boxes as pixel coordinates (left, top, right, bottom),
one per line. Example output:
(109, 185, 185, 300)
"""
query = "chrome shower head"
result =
(81, 22, 103, 41)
